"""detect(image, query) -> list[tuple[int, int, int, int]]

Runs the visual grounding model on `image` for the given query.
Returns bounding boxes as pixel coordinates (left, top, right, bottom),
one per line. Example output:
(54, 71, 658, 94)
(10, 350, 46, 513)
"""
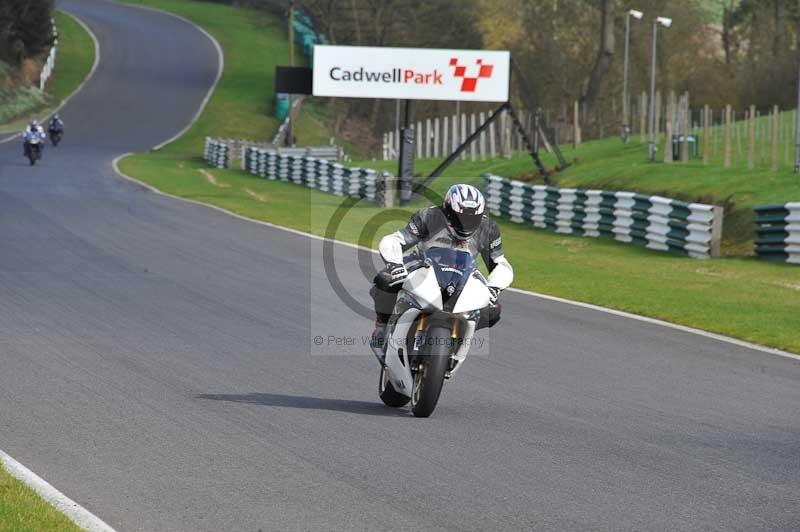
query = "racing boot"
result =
(370, 321, 387, 365)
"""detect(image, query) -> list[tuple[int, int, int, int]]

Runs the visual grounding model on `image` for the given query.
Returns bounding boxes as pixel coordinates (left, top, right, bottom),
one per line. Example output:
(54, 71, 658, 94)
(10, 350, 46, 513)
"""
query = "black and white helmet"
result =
(443, 184, 486, 238)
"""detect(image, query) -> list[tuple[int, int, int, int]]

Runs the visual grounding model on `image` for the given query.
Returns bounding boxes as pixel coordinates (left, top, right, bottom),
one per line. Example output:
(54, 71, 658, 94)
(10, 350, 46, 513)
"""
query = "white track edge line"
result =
(108, 0, 224, 151)
(111, 155, 800, 362)
(0, 449, 117, 532)
(0, 10, 101, 145)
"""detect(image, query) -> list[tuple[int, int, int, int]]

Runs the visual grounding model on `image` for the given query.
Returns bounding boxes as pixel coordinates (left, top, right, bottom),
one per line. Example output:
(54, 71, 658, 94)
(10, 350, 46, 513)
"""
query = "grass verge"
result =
(0, 10, 95, 131)
(0, 463, 81, 532)
(117, 0, 800, 354)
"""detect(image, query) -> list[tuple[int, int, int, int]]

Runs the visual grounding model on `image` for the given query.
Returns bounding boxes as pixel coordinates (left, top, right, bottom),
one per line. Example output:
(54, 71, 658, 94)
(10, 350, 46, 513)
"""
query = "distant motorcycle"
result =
(49, 129, 62, 147)
(26, 137, 42, 166)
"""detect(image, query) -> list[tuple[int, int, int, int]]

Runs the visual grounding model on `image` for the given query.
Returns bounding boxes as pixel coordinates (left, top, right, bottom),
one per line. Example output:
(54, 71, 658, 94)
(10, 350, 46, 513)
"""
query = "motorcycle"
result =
(26, 137, 42, 166)
(372, 247, 492, 417)
(49, 129, 62, 147)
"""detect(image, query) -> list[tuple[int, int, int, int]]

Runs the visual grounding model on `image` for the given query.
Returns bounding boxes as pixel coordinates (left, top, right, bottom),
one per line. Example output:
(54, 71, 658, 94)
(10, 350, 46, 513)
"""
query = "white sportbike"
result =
(372, 247, 493, 417)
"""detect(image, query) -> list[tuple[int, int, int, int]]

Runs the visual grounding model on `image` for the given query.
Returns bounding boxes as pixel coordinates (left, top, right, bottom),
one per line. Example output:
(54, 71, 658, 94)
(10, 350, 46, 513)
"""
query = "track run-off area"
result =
(0, 1, 798, 530)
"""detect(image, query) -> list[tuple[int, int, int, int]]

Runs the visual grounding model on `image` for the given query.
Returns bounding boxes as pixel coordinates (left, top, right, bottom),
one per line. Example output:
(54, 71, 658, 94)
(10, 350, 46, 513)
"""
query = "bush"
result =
(0, 86, 46, 123)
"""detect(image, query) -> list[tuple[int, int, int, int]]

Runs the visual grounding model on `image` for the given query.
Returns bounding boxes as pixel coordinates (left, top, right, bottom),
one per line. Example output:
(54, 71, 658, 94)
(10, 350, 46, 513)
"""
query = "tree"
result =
(0, 0, 55, 66)
(581, 0, 617, 114)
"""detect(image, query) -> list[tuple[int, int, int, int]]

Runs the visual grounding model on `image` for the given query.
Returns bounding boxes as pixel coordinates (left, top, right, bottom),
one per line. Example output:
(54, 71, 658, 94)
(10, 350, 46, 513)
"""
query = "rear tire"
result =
(379, 367, 410, 407)
(411, 325, 452, 418)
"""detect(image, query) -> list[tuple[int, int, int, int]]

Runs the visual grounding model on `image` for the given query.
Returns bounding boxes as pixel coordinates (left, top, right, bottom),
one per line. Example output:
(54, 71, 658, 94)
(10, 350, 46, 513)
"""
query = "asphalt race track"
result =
(0, 2, 798, 531)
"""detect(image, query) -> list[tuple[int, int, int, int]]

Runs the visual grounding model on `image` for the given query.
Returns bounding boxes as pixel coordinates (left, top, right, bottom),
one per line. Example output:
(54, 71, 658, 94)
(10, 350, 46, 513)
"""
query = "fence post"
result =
(654, 90, 661, 139)
(712, 109, 717, 158)
(469, 113, 477, 162)
(748, 104, 755, 169)
(434, 117, 440, 158)
(461, 113, 468, 160)
(416, 121, 423, 158)
(703, 104, 709, 165)
(710, 206, 724, 258)
(771, 105, 779, 171)
(681, 93, 690, 163)
(664, 98, 673, 164)
(451, 114, 458, 153)
(442, 116, 450, 157)
(724, 104, 732, 168)
(424, 118, 431, 158)
(639, 91, 647, 143)
(489, 117, 497, 157)
(479, 111, 487, 160)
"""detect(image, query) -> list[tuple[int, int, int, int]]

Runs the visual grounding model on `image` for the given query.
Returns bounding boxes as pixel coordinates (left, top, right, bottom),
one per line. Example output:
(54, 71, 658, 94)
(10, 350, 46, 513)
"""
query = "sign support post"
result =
(397, 100, 415, 204)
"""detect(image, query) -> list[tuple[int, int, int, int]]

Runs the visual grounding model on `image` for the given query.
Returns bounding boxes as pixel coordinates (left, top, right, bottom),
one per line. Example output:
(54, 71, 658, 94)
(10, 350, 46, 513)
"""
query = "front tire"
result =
(411, 325, 452, 417)
(379, 367, 410, 407)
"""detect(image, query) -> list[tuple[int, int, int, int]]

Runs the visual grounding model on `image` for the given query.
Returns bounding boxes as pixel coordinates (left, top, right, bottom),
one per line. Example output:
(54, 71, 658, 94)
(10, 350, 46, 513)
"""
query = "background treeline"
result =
(0, 0, 55, 67)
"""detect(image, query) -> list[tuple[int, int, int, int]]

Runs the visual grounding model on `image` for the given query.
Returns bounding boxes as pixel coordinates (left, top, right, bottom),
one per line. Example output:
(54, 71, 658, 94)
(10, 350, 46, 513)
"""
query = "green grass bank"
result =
(118, 1, 800, 353)
(0, 463, 82, 532)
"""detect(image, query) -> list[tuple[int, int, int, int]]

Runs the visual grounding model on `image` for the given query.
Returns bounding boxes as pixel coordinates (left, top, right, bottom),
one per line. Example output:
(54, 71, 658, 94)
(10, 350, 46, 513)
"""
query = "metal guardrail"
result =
(484, 174, 723, 258)
(754, 203, 800, 264)
(244, 147, 380, 200)
(203, 137, 230, 168)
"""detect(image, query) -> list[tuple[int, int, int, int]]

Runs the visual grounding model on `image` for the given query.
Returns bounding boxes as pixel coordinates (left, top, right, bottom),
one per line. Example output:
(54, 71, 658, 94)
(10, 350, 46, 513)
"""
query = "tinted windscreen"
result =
(424, 247, 476, 289)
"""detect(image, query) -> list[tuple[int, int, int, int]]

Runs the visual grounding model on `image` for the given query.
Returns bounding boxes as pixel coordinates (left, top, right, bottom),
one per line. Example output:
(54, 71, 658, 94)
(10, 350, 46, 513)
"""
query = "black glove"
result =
(386, 263, 408, 286)
(488, 286, 501, 305)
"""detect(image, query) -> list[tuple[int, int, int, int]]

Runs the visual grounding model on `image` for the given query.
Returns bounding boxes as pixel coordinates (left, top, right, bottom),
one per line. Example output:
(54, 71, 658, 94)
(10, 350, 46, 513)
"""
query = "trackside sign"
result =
(312, 45, 510, 102)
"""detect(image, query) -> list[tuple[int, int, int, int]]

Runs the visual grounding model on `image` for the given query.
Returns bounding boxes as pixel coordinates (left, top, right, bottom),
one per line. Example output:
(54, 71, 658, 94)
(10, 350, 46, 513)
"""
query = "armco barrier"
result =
(754, 203, 800, 264)
(204, 137, 230, 168)
(244, 146, 380, 200)
(484, 174, 723, 258)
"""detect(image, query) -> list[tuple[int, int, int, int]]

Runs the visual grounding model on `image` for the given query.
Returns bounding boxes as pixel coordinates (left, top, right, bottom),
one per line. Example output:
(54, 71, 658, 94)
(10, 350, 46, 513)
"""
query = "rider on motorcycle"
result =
(48, 114, 64, 136)
(370, 184, 514, 347)
(22, 119, 46, 157)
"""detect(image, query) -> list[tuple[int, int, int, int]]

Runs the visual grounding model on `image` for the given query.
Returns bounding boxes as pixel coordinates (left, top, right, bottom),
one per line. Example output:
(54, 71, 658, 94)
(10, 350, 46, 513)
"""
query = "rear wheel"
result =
(379, 367, 410, 407)
(411, 325, 452, 417)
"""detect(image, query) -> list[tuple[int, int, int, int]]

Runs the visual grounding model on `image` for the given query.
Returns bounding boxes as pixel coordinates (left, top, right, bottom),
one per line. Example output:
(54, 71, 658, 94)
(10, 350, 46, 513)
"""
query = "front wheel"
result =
(411, 325, 452, 417)
(379, 367, 410, 407)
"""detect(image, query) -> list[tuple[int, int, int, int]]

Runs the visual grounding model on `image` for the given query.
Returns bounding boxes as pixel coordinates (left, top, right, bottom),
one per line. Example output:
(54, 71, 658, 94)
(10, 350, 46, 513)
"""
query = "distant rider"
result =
(48, 114, 64, 136)
(370, 184, 514, 347)
(22, 119, 46, 157)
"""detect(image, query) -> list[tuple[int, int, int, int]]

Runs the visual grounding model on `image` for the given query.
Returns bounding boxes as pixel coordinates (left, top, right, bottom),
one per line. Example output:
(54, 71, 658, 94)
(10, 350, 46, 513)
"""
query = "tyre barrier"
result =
(754, 203, 800, 264)
(483, 174, 723, 258)
(244, 146, 379, 200)
(204, 137, 230, 169)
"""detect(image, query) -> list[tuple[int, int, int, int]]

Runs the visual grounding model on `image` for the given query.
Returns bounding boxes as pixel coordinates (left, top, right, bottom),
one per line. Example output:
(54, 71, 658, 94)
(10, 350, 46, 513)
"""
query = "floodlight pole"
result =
(622, 10, 642, 143)
(648, 19, 658, 161)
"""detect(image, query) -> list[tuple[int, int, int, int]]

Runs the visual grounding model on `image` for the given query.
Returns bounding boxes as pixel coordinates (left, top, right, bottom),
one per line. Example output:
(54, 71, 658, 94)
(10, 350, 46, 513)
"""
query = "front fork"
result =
(412, 315, 472, 379)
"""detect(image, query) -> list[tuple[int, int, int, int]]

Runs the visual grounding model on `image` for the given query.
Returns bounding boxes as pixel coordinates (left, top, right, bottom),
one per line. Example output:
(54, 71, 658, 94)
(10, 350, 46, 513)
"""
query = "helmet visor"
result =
(449, 211, 482, 237)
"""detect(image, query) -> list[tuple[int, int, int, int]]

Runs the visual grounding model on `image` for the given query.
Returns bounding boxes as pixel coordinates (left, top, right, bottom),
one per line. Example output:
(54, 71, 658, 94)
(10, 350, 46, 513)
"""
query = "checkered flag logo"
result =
(449, 58, 494, 92)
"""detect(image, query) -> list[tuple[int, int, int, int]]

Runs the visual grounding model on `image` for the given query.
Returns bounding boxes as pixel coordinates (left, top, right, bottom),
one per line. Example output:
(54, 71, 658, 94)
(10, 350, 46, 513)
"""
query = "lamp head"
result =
(656, 16, 672, 27)
(629, 10, 644, 19)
